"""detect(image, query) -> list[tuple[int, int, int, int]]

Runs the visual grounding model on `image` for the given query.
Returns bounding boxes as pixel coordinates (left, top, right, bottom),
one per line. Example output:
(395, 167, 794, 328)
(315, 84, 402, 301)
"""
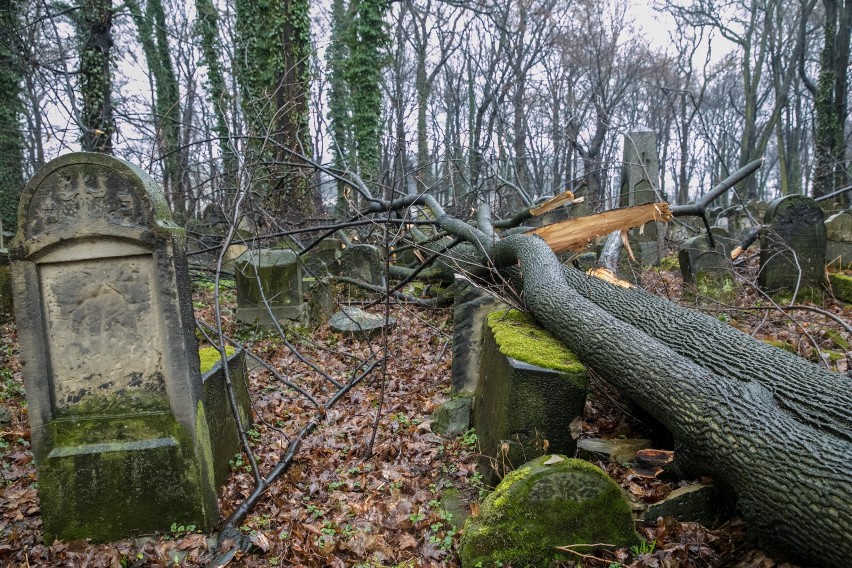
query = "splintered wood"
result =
(586, 267, 634, 288)
(526, 202, 672, 253)
(529, 190, 581, 216)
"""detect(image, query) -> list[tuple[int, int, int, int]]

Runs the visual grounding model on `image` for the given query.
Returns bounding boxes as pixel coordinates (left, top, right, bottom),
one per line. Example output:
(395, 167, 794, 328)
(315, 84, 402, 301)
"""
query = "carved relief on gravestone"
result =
(25, 165, 148, 238)
(9, 153, 218, 542)
(39, 250, 167, 413)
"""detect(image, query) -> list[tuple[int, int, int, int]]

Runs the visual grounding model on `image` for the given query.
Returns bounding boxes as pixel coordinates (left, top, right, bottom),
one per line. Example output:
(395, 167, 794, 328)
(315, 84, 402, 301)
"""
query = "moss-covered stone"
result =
(486, 309, 583, 374)
(40, 409, 217, 542)
(460, 455, 639, 567)
(199, 345, 236, 374)
(431, 394, 472, 438)
(827, 272, 852, 303)
(475, 313, 588, 484)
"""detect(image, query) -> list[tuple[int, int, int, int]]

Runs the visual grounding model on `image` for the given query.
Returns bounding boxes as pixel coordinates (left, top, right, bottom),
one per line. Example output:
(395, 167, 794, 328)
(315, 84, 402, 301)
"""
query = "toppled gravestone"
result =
(460, 455, 639, 567)
(474, 309, 588, 484)
(825, 210, 852, 269)
(759, 195, 826, 296)
(9, 153, 219, 542)
(328, 306, 395, 338)
(643, 483, 726, 527)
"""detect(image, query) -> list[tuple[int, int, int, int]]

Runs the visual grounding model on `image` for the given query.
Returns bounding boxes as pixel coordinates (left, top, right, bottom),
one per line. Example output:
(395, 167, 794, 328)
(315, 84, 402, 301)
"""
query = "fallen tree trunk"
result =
(492, 234, 852, 567)
(558, 265, 852, 443)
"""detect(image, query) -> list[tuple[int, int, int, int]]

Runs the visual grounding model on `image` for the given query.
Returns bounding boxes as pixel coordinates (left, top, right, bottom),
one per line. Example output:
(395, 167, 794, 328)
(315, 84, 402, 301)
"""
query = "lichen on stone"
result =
(199, 346, 236, 374)
(486, 309, 584, 374)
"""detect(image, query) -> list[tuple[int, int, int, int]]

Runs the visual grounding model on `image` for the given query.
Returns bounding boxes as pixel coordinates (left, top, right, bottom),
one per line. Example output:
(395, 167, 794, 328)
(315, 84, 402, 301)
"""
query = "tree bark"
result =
(491, 234, 851, 567)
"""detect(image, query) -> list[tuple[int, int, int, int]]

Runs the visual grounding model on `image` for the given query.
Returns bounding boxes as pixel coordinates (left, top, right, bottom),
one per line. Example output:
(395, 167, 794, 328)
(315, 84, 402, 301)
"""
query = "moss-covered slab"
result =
(235, 248, 305, 327)
(200, 347, 252, 487)
(474, 309, 588, 485)
(759, 195, 826, 294)
(827, 272, 852, 303)
(460, 455, 639, 567)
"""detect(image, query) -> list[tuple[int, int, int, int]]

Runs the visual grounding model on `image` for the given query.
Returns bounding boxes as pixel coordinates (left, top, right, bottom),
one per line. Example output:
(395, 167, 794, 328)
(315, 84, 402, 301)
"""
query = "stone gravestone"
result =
(678, 228, 736, 301)
(9, 153, 219, 542)
(619, 128, 664, 266)
(759, 195, 826, 295)
(825, 209, 852, 269)
(235, 248, 305, 327)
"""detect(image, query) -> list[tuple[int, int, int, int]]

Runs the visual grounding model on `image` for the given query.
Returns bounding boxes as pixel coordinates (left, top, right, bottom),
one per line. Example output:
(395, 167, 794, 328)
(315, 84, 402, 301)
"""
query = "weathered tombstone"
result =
(825, 209, 852, 269)
(678, 228, 736, 301)
(331, 243, 383, 285)
(619, 128, 663, 266)
(9, 153, 219, 542)
(199, 346, 252, 487)
(759, 195, 826, 295)
(452, 282, 498, 393)
(235, 248, 305, 327)
(474, 309, 588, 485)
(460, 455, 638, 567)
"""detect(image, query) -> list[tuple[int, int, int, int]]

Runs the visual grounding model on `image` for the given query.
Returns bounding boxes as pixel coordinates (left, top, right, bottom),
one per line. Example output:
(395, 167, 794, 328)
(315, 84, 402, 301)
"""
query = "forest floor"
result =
(0, 248, 849, 567)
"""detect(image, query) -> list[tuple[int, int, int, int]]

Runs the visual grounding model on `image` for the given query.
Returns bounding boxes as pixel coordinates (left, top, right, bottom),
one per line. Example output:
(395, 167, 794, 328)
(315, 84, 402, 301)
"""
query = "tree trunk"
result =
(0, 0, 25, 235)
(77, 0, 114, 153)
(491, 234, 851, 567)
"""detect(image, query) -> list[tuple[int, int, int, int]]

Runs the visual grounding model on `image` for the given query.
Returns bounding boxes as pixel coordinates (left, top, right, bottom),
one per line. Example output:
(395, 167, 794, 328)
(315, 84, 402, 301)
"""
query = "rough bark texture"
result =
(558, 264, 852, 444)
(491, 234, 852, 567)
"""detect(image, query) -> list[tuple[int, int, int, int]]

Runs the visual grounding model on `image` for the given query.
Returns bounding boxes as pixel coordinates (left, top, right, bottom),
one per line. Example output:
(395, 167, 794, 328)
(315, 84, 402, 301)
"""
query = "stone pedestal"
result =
(9, 153, 218, 542)
(235, 248, 305, 327)
(759, 195, 826, 295)
(474, 309, 588, 485)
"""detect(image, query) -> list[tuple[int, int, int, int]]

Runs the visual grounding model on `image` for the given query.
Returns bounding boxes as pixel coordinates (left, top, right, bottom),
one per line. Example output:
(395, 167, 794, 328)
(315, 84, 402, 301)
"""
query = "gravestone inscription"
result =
(10, 153, 219, 542)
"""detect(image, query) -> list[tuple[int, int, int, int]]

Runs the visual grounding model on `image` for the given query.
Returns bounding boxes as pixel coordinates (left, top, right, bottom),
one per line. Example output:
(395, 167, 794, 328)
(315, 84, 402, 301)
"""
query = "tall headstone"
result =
(825, 210, 852, 269)
(619, 128, 663, 265)
(759, 195, 826, 294)
(9, 153, 218, 542)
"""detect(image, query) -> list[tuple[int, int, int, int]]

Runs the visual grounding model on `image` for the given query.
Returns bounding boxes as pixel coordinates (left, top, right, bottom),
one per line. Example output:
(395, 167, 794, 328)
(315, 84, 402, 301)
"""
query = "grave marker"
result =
(758, 195, 826, 294)
(619, 128, 663, 266)
(9, 153, 218, 542)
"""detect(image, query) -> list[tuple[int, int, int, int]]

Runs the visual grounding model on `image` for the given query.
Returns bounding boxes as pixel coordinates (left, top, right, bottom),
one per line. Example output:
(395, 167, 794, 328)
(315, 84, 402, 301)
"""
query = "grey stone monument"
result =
(678, 228, 736, 301)
(825, 209, 852, 269)
(759, 195, 826, 295)
(9, 153, 219, 542)
(619, 128, 664, 265)
(235, 248, 305, 327)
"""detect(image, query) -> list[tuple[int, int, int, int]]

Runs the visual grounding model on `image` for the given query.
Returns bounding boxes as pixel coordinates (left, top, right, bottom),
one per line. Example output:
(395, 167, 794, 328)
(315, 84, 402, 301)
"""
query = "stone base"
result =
(201, 348, 252, 487)
(474, 312, 588, 485)
(39, 411, 218, 543)
(236, 304, 306, 328)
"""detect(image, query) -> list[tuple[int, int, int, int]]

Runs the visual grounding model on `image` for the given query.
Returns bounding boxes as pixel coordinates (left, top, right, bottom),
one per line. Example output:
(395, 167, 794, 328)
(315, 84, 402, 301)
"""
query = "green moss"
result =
(659, 254, 680, 271)
(459, 455, 639, 567)
(827, 272, 852, 303)
(40, 410, 217, 542)
(762, 339, 797, 354)
(825, 329, 849, 350)
(487, 309, 584, 374)
(199, 346, 236, 374)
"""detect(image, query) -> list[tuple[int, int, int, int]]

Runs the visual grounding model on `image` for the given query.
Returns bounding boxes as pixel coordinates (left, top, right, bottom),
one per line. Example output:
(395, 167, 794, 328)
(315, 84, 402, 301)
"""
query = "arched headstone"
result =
(758, 195, 826, 294)
(9, 153, 218, 542)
